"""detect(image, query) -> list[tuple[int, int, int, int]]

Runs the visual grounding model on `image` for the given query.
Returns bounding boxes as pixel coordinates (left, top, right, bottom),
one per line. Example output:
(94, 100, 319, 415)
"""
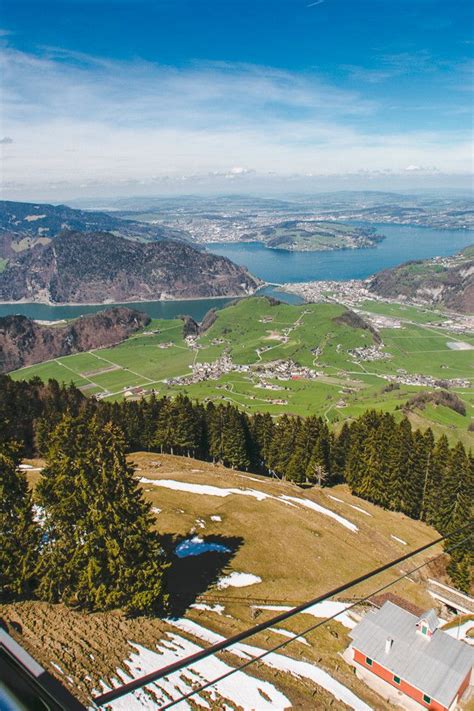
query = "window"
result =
(421, 625, 428, 635)
(393, 676, 401, 684)
(365, 657, 373, 666)
(423, 694, 431, 705)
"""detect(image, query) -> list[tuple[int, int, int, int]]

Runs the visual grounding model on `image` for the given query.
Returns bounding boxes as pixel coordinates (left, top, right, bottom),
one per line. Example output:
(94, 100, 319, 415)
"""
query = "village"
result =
(165, 353, 321, 388)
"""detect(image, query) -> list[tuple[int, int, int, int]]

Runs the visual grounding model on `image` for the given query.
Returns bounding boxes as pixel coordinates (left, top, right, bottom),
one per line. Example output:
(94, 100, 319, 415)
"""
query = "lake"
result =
(0, 223, 472, 321)
(204, 223, 474, 283)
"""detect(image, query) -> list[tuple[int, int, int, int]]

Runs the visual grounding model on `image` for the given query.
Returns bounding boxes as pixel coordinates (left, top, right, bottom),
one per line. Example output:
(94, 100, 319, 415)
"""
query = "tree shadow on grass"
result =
(161, 534, 243, 618)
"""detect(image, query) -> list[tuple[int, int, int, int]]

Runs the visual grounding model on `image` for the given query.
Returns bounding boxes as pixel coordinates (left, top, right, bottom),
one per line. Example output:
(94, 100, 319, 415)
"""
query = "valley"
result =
(9, 296, 474, 446)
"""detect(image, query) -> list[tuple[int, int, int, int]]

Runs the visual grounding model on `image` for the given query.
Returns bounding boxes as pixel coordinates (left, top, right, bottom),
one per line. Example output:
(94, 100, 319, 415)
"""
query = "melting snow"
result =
(254, 601, 356, 630)
(443, 620, 474, 645)
(217, 572, 262, 589)
(169, 618, 372, 711)
(140, 478, 360, 534)
(190, 603, 226, 616)
(280, 495, 359, 533)
(328, 494, 372, 517)
(139, 478, 296, 506)
(210, 515, 222, 522)
(151, 507, 161, 515)
(269, 627, 310, 646)
(99, 634, 290, 710)
(51, 661, 64, 675)
(390, 535, 407, 545)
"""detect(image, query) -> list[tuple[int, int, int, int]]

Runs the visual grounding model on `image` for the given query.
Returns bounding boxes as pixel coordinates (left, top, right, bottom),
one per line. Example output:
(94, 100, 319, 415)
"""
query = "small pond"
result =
(174, 537, 231, 558)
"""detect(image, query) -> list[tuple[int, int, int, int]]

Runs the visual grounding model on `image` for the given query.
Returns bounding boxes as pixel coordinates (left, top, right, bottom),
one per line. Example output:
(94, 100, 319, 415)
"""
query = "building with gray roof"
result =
(348, 601, 473, 710)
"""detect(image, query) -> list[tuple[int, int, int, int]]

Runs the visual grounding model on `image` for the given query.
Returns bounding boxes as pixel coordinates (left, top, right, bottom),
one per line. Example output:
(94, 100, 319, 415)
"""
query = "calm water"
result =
(204, 223, 474, 284)
(174, 538, 231, 558)
(0, 286, 301, 322)
(0, 223, 472, 321)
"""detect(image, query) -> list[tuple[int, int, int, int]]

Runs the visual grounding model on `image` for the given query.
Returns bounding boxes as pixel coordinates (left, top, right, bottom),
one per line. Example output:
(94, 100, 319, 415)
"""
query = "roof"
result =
(417, 608, 439, 633)
(349, 601, 474, 708)
(369, 593, 423, 617)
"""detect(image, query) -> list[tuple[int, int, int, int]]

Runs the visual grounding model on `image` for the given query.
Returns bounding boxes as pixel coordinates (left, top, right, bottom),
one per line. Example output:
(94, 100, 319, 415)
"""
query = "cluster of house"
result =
(253, 359, 320, 381)
(348, 345, 392, 362)
(383, 372, 471, 389)
(347, 598, 473, 710)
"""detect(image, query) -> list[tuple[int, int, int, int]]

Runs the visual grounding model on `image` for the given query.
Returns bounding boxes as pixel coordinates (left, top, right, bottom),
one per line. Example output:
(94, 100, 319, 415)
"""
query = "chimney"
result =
(385, 637, 393, 654)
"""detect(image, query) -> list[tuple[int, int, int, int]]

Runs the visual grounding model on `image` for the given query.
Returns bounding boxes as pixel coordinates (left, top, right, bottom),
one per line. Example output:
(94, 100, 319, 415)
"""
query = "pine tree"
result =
(439, 442, 473, 593)
(331, 422, 351, 482)
(268, 415, 301, 479)
(422, 434, 450, 528)
(0, 444, 40, 601)
(37, 416, 168, 614)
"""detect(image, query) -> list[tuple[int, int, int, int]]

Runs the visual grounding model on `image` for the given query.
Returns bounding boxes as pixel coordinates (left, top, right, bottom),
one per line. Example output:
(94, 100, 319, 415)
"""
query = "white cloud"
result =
(1, 44, 472, 198)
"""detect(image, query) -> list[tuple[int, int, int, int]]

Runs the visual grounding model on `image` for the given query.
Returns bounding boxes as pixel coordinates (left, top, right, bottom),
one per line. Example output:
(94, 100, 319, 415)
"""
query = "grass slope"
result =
(1, 453, 447, 710)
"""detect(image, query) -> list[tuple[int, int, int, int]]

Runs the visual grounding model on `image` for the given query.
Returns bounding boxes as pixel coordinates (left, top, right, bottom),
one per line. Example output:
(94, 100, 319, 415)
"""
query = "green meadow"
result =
(9, 297, 474, 445)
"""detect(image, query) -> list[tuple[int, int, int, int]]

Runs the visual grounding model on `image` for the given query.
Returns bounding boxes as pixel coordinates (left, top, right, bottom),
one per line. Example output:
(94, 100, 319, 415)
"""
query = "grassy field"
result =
(1, 453, 452, 710)
(9, 297, 474, 445)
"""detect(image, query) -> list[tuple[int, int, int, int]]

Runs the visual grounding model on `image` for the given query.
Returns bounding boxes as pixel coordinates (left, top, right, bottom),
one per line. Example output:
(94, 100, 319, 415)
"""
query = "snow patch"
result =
(390, 535, 407, 545)
(443, 620, 474, 645)
(100, 633, 290, 710)
(151, 507, 161, 515)
(139, 477, 296, 507)
(327, 494, 371, 517)
(190, 603, 226, 616)
(280, 495, 359, 533)
(269, 627, 310, 646)
(51, 661, 64, 675)
(217, 572, 262, 589)
(210, 515, 222, 522)
(348, 503, 372, 517)
(169, 618, 372, 711)
(254, 600, 356, 630)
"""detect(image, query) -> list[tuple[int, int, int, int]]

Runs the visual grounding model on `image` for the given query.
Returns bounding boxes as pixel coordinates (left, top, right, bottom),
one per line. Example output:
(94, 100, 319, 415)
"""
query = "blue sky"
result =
(1, 0, 472, 199)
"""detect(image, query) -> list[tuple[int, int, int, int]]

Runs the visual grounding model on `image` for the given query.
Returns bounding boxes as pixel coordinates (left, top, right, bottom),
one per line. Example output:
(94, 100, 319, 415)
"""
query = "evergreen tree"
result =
(0, 443, 40, 601)
(422, 434, 450, 528)
(37, 416, 168, 614)
(438, 442, 473, 592)
(268, 415, 301, 479)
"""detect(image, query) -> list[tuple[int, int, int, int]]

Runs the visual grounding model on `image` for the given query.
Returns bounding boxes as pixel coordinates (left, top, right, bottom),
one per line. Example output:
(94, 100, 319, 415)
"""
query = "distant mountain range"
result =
(0, 229, 261, 304)
(0, 199, 190, 259)
(0, 307, 150, 372)
(368, 246, 474, 314)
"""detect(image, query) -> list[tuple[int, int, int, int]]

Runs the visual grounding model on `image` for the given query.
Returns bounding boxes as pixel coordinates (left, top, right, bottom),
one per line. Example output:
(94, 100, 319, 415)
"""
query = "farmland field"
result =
(9, 297, 474, 445)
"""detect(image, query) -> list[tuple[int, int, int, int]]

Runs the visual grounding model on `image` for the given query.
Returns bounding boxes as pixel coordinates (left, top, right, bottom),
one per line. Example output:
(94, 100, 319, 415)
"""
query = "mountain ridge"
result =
(367, 246, 474, 314)
(0, 229, 261, 304)
(0, 307, 150, 372)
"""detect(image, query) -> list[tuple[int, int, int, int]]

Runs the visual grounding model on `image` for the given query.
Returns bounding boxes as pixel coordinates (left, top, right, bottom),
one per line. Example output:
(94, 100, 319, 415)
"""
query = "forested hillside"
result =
(1, 375, 471, 595)
(0, 230, 261, 303)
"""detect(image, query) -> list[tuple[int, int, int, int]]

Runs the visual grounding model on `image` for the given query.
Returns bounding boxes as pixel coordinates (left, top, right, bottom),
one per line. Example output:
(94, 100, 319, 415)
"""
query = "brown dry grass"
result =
(5, 451, 450, 709)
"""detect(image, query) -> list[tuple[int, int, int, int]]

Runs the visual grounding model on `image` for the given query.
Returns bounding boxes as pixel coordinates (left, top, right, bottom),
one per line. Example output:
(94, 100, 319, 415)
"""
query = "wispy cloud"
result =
(1, 43, 472, 198)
